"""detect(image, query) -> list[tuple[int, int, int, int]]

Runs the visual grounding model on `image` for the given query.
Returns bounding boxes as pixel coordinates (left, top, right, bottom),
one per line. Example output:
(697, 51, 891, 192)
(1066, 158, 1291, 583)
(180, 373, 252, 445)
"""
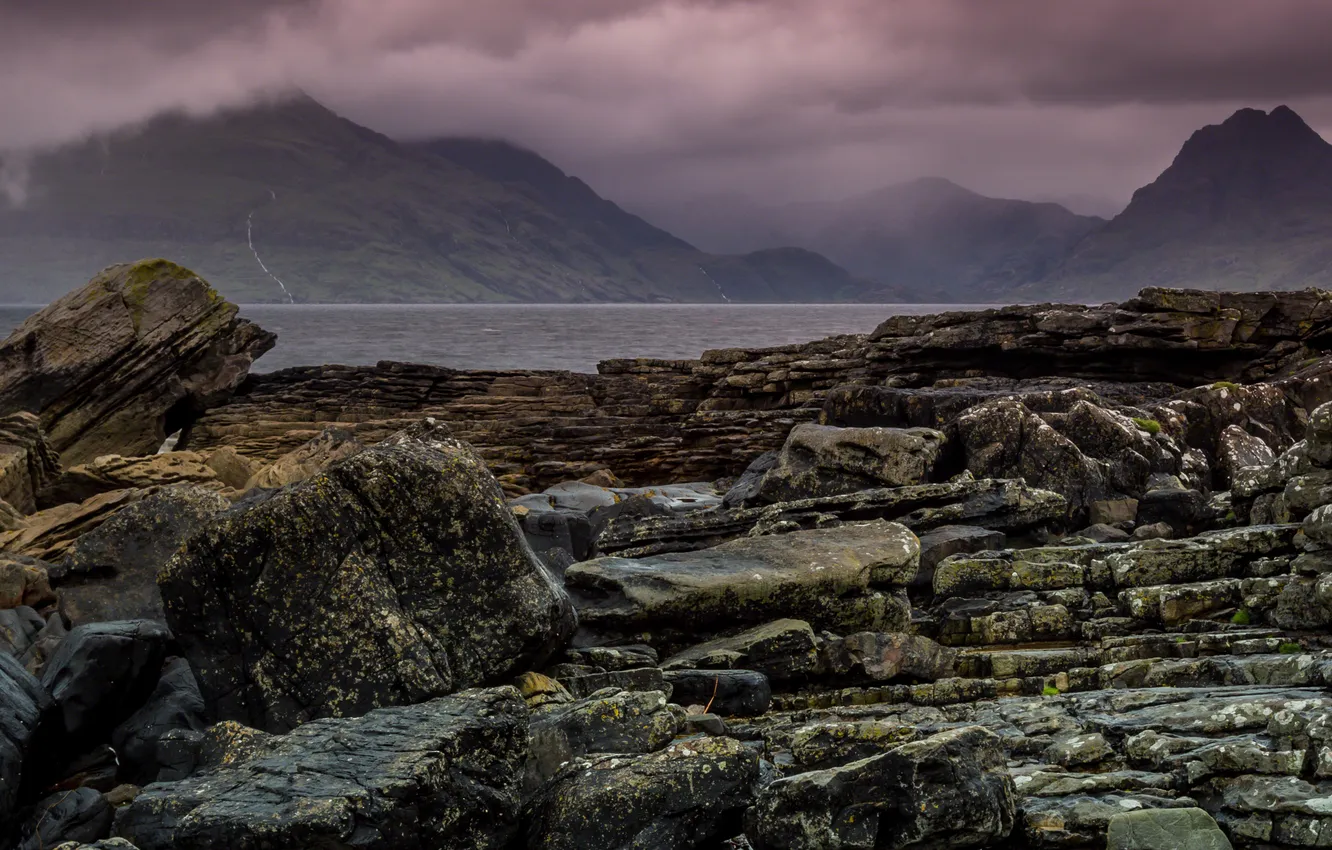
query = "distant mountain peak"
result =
(1171, 104, 1331, 170)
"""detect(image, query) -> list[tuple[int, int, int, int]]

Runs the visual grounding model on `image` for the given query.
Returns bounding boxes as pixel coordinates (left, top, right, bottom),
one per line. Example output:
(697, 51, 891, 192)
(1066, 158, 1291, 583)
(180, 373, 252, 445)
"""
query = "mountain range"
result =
(0, 96, 879, 304)
(1, 98, 1330, 303)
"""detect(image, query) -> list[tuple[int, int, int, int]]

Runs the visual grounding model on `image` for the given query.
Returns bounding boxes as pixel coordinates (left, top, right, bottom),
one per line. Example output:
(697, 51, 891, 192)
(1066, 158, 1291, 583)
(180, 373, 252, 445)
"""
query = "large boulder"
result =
(1106, 807, 1233, 850)
(55, 486, 230, 624)
(30, 621, 173, 790)
(115, 688, 529, 850)
(111, 657, 208, 785)
(0, 652, 48, 828)
(566, 521, 918, 642)
(159, 434, 576, 732)
(15, 788, 113, 850)
(525, 687, 680, 793)
(754, 423, 944, 503)
(0, 260, 275, 468)
(747, 726, 1016, 850)
(956, 399, 1109, 512)
(523, 736, 761, 850)
(0, 412, 60, 515)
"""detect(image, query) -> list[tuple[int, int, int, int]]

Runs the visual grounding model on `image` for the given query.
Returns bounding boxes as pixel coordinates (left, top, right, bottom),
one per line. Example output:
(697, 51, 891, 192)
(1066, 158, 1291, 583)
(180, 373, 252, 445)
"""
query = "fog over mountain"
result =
(3, 2, 1332, 301)
(4, 1, 1332, 222)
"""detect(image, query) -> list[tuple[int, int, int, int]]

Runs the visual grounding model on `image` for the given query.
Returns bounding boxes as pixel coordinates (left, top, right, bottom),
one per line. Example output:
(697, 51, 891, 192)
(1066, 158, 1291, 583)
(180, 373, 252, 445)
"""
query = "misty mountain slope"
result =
(647, 178, 1104, 301)
(1025, 105, 1332, 301)
(782, 177, 1105, 300)
(0, 96, 870, 304)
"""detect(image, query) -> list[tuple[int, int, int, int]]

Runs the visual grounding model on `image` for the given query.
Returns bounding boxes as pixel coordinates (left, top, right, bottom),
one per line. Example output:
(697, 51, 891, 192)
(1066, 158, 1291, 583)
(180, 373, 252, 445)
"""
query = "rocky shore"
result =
(4, 259, 1332, 848)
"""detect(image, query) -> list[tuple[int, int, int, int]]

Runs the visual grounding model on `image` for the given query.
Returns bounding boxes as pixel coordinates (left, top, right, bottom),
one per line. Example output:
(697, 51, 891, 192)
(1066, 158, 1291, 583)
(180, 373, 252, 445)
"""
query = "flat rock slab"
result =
(566, 520, 918, 636)
(115, 688, 528, 850)
(1107, 807, 1233, 850)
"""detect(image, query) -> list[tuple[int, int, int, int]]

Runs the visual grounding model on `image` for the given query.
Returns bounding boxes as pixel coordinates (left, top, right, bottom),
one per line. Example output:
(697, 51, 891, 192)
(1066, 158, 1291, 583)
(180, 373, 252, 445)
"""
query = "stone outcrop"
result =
(38, 453, 227, 507)
(566, 520, 919, 645)
(54, 486, 230, 623)
(116, 688, 529, 850)
(750, 423, 945, 504)
(159, 431, 576, 732)
(593, 478, 1066, 559)
(747, 725, 1016, 850)
(523, 736, 761, 850)
(0, 489, 148, 562)
(242, 426, 365, 490)
(0, 413, 60, 517)
(0, 259, 274, 467)
(11, 284, 1332, 850)
(181, 288, 1332, 491)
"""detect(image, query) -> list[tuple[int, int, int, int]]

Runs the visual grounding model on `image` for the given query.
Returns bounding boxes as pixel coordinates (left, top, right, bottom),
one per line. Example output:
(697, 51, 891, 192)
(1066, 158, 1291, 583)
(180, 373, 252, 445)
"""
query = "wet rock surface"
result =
(8, 282, 1332, 848)
(159, 432, 576, 732)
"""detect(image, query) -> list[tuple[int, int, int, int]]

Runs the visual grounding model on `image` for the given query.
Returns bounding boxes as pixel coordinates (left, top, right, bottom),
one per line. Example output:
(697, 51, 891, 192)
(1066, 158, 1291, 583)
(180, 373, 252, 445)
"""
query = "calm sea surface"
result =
(0, 303, 997, 374)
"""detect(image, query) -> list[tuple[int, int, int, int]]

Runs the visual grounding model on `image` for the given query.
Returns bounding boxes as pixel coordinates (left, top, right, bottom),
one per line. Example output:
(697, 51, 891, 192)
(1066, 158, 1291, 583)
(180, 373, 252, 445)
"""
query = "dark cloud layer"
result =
(3, 0, 1332, 217)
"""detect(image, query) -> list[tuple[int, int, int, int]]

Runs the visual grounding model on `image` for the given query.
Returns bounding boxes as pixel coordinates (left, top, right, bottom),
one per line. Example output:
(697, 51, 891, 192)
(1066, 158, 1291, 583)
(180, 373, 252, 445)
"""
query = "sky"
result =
(3, 0, 1332, 220)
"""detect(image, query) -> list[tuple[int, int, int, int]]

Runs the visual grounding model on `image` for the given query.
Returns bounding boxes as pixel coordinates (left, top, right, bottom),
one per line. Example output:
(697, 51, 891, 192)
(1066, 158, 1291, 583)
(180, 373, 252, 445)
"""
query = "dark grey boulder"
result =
(1136, 487, 1209, 536)
(56, 486, 229, 624)
(523, 736, 761, 850)
(526, 688, 680, 794)
(520, 507, 596, 562)
(722, 451, 779, 508)
(16, 788, 113, 850)
(914, 525, 1006, 600)
(747, 726, 1016, 850)
(1, 652, 48, 827)
(0, 607, 46, 660)
(115, 688, 529, 850)
(664, 669, 772, 716)
(755, 424, 945, 504)
(159, 436, 576, 732)
(663, 619, 821, 683)
(110, 657, 207, 785)
(30, 621, 172, 792)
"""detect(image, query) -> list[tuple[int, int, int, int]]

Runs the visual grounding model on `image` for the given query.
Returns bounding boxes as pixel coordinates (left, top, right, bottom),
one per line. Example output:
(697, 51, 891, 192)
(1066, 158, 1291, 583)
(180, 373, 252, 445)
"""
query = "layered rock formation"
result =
(0, 259, 273, 467)
(9, 276, 1332, 850)
(183, 287, 1332, 494)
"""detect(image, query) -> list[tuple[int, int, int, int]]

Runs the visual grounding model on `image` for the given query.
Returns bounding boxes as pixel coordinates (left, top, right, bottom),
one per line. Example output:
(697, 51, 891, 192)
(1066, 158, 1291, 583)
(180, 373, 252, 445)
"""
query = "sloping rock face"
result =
(160, 433, 576, 732)
(593, 478, 1066, 559)
(181, 287, 1332, 491)
(38, 453, 226, 507)
(0, 489, 148, 562)
(55, 486, 231, 623)
(0, 413, 60, 516)
(0, 259, 274, 467)
(115, 688, 529, 850)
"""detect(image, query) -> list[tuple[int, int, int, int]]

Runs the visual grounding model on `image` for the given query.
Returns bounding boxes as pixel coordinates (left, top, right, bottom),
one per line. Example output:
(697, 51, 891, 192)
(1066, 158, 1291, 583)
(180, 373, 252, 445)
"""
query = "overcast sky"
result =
(3, 0, 1332, 215)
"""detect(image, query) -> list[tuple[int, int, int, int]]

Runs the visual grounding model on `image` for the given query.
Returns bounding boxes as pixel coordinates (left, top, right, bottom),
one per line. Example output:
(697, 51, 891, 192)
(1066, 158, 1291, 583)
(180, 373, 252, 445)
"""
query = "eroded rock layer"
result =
(184, 287, 1332, 492)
